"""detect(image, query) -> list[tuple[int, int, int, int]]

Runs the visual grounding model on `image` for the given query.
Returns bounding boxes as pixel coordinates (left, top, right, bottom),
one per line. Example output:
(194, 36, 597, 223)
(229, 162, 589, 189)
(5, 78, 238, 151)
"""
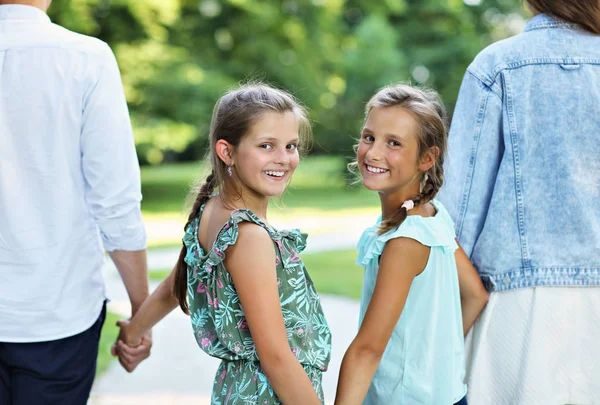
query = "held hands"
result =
(111, 319, 152, 372)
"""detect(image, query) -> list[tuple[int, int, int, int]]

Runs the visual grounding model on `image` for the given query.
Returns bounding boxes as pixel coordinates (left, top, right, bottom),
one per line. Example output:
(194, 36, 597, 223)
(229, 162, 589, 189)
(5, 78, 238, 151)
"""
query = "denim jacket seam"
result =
(483, 59, 600, 87)
(466, 67, 502, 99)
(524, 23, 577, 32)
(502, 70, 532, 269)
(479, 267, 600, 291)
(455, 71, 494, 241)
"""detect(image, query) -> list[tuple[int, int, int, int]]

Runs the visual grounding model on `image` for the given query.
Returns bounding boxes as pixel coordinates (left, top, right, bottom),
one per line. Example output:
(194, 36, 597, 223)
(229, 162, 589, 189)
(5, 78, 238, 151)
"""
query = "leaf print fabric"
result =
(182, 204, 332, 404)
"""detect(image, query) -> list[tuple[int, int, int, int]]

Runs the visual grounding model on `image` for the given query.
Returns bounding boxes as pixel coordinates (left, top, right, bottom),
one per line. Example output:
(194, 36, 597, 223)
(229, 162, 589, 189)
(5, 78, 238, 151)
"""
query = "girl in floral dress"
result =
(114, 84, 331, 404)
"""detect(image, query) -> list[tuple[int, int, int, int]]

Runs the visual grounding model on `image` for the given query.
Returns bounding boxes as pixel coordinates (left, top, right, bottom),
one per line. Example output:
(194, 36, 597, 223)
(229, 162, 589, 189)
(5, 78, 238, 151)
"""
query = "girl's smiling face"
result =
(357, 106, 424, 196)
(230, 110, 300, 199)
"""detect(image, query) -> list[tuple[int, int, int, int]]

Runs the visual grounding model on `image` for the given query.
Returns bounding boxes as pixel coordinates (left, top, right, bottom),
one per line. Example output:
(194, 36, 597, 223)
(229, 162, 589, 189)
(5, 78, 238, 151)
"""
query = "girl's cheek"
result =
(357, 143, 368, 163)
(290, 154, 300, 171)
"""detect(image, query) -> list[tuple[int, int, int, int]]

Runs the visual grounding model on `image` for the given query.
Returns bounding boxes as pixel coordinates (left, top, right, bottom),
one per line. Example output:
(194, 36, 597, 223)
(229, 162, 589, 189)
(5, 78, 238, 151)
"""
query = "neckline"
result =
(0, 4, 51, 22)
(524, 13, 578, 32)
(371, 200, 442, 235)
(191, 200, 301, 258)
(406, 200, 439, 219)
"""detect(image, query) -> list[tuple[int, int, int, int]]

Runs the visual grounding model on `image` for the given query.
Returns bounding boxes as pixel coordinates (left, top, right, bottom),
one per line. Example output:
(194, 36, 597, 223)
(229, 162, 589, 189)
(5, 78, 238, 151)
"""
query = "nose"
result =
(365, 141, 384, 162)
(274, 146, 290, 165)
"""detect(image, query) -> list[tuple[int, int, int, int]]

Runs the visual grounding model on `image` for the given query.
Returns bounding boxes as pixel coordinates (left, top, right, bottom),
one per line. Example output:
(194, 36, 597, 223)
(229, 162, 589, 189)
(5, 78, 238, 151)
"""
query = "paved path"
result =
(89, 219, 368, 405)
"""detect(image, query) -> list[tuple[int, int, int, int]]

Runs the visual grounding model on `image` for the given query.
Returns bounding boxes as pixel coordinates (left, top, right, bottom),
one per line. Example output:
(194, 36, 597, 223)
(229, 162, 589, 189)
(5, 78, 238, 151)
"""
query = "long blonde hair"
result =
(363, 84, 448, 235)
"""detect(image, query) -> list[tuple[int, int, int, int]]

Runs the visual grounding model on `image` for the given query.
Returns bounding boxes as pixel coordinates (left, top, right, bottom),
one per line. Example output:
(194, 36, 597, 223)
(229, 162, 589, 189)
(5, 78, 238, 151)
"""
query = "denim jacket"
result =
(438, 14, 600, 292)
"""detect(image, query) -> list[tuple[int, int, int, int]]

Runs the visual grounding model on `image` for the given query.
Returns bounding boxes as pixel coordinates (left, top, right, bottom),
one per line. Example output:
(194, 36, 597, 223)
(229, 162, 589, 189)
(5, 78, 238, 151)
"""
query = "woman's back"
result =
(439, 9, 600, 405)
(441, 13, 600, 291)
(357, 200, 466, 404)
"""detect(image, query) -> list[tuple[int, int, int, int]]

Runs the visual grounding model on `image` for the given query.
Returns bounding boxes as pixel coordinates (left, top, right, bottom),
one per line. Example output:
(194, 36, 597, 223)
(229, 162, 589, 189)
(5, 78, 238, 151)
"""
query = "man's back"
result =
(0, 4, 145, 342)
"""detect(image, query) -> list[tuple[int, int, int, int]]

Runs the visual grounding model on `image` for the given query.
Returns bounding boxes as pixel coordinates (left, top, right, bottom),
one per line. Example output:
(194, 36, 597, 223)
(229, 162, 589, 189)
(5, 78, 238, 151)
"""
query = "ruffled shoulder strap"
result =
(182, 207, 307, 282)
(356, 202, 457, 267)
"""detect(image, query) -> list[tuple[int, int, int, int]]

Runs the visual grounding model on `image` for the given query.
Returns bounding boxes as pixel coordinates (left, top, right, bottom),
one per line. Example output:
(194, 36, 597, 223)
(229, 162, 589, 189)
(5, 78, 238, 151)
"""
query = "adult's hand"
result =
(111, 319, 152, 372)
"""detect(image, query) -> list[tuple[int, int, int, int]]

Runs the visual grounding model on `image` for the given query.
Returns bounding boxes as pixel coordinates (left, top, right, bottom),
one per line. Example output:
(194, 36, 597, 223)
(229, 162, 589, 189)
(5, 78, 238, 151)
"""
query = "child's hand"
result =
(114, 319, 141, 347)
(111, 319, 152, 372)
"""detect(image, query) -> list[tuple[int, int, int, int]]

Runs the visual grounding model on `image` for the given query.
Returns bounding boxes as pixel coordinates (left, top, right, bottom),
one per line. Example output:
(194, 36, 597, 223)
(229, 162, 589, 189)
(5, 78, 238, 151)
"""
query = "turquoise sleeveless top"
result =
(356, 200, 467, 404)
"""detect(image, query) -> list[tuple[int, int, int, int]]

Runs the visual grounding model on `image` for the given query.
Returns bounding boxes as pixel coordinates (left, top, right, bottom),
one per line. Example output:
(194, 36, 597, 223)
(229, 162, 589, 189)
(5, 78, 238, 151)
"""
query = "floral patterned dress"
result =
(182, 204, 332, 404)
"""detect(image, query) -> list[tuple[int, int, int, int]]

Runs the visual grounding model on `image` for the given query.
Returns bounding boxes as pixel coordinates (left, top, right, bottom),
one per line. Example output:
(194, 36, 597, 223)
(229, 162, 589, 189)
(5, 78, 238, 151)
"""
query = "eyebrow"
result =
(257, 136, 299, 143)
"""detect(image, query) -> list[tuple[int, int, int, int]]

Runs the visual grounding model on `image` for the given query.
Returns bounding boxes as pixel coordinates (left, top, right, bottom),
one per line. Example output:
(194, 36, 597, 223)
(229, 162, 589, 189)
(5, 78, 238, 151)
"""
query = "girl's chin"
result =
(263, 186, 288, 197)
(361, 178, 386, 192)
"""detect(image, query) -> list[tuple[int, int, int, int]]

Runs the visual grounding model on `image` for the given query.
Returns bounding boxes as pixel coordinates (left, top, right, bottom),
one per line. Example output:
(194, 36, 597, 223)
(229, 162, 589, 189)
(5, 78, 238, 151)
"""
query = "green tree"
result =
(47, 0, 525, 165)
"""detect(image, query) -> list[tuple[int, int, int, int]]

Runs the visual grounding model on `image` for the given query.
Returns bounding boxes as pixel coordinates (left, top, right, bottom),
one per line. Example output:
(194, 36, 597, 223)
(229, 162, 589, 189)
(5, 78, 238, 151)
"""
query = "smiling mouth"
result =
(365, 164, 389, 174)
(264, 170, 287, 179)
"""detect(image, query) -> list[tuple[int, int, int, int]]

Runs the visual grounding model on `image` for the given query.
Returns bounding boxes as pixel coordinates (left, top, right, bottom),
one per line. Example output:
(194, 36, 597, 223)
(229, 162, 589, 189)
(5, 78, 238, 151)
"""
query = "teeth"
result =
(366, 165, 388, 174)
(265, 171, 285, 177)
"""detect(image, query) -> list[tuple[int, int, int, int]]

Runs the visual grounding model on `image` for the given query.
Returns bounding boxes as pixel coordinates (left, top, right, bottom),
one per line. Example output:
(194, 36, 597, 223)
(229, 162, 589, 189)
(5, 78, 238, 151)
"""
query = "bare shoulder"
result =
(225, 222, 275, 272)
(382, 237, 430, 257)
(235, 222, 273, 249)
(380, 237, 430, 277)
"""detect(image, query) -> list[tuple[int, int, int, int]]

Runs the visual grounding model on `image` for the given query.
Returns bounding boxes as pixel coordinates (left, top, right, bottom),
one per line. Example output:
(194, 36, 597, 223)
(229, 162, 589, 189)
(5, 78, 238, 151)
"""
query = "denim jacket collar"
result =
(0, 4, 50, 23)
(524, 13, 577, 32)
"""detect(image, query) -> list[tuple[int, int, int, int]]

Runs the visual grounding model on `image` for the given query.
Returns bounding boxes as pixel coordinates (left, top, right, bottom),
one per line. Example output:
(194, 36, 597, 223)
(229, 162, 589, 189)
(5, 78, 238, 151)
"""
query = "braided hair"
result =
(362, 84, 448, 235)
(173, 83, 311, 313)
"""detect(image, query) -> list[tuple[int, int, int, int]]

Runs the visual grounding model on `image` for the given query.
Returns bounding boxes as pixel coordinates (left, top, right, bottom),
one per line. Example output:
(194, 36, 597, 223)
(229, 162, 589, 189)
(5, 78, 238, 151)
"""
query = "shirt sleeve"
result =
(80, 43, 146, 252)
(437, 69, 504, 258)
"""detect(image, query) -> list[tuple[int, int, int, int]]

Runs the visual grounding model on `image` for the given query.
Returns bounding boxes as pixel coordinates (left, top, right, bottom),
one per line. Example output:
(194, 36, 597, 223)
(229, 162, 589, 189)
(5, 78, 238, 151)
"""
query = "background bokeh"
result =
(48, 0, 528, 166)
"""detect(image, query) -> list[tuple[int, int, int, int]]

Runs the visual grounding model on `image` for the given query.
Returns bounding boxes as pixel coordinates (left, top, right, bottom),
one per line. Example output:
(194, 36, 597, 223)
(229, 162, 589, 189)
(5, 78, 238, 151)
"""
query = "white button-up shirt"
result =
(0, 5, 146, 342)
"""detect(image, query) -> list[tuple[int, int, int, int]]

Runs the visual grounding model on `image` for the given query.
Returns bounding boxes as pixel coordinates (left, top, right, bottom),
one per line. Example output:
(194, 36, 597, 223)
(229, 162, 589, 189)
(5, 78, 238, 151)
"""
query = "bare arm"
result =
(454, 240, 489, 336)
(334, 238, 429, 405)
(118, 266, 179, 345)
(109, 250, 149, 314)
(113, 265, 178, 371)
(226, 223, 321, 404)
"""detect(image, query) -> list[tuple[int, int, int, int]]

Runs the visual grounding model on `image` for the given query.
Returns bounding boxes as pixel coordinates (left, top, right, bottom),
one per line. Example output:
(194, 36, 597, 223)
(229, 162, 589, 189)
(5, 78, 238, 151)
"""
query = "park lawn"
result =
(148, 248, 364, 300)
(96, 311, 121, 377)
(302, 249, 363, 300)
(140, 156, 378, 216)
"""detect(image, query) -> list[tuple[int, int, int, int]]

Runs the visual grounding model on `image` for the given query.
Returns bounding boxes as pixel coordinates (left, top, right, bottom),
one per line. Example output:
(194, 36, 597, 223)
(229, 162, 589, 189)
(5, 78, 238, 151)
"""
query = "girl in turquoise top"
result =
(334, 84, 489, 405)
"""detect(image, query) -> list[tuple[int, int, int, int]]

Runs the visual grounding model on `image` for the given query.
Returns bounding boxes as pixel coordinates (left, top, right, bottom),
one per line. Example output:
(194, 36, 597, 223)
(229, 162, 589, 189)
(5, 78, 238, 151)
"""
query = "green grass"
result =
(140, 156, 379, 216)
(96, 311, 121, 377)
(148, 248, 363, 299)
(303, 249, 363, 299)
(149, 269, 171, 281)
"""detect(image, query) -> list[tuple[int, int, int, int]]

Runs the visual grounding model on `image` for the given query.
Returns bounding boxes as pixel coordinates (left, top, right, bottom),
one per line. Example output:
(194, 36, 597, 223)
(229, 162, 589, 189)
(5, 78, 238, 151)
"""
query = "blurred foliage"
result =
(48, 0, 527, 165)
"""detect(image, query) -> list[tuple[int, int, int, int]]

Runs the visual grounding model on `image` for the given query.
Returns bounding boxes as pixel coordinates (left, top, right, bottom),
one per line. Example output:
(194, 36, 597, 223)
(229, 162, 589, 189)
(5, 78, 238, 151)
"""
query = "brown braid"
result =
(378, 176, 431, 234)
(173, 171, 217, 313)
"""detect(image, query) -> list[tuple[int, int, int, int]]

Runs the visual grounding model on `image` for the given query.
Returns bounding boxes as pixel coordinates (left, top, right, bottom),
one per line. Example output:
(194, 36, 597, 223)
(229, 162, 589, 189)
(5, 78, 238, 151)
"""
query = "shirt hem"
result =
(453, 384, 468, 403)
(0, 298, 105, 343)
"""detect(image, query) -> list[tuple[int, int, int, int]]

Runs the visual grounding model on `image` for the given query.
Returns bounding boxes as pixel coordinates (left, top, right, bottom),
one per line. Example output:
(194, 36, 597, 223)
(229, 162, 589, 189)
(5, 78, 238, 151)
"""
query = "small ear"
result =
(215, 140, 234, 166)
(418, 146, 440, 172)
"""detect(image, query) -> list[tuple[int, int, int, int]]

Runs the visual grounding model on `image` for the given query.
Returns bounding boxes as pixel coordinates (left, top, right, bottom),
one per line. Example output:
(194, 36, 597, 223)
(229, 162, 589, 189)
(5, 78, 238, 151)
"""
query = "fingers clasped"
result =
(111, 319, 153, 373)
